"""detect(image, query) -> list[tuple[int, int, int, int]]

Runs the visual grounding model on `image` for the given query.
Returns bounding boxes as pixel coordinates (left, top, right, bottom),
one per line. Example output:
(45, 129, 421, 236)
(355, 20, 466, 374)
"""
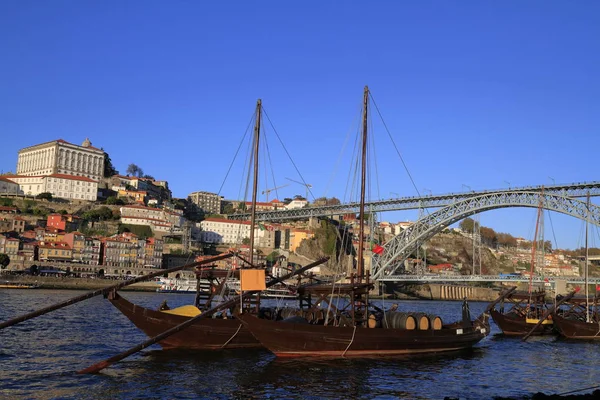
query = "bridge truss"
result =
(376, 274, 600, 285)
(228, 181, 600, 222)
(371, 191, 600, 280)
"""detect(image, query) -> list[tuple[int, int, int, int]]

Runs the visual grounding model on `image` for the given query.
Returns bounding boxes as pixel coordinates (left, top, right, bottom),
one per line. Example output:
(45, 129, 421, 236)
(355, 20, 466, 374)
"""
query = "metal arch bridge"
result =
(228, 181, 600, 222)
(376, 274, 600, 285)
(370, 191, 600, 280)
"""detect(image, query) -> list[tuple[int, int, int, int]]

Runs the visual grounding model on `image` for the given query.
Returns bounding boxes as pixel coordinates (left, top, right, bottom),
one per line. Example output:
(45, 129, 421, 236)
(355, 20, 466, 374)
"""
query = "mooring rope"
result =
(342, 325, 357, 357)
(221, 323, 243, 348)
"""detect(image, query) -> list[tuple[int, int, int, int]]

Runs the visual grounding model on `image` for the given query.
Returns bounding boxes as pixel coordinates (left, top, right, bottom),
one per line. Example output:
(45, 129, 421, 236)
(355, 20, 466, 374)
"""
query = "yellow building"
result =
(38, 241, 73, 262)
(289, 229, 314, 253)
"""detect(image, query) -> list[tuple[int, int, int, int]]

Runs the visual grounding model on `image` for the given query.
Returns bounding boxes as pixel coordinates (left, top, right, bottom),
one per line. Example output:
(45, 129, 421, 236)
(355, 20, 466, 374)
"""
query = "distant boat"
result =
(0, 281, 39, 289)
(158, 277, 297, 299)
(552, 194, 600, 339)
(156, 278, 198, 293)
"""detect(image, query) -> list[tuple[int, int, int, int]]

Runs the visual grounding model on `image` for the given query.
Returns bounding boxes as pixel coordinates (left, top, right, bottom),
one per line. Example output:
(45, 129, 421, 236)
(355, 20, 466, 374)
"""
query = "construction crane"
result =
(286, 177, 312, 200)
(262, 184, 289, 201)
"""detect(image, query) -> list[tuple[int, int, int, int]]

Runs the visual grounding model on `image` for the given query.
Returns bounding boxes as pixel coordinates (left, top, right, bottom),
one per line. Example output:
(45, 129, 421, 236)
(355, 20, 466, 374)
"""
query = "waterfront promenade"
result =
(0, 274, 160, 292)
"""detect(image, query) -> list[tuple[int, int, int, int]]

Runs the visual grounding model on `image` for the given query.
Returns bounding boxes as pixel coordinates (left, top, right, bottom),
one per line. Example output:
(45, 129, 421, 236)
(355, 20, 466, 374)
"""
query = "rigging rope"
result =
(342, 325, 357, 357)
(262, 107, 315, 201)
(369, 93, 424, 206)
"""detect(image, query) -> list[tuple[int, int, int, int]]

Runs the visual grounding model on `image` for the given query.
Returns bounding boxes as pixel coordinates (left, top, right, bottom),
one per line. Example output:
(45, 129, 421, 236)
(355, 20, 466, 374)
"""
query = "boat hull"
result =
(239, 314, 488, 357)
(553, 314, 600, 340)
(108, 292, 260, 350)
(490, 309, 554, 336)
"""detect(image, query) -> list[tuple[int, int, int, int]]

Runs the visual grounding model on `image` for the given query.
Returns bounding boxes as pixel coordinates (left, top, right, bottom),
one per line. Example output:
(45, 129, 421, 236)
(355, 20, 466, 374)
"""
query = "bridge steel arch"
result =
(371, 191, 600, 280)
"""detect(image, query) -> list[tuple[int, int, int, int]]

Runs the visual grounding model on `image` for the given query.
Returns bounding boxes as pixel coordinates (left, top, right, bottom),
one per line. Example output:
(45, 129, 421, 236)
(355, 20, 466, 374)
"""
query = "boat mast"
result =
(528, 187, 544, 303)
(585, 191, 590, 323)
(357, 86, 368, 281)
(248, 99, 262, 266)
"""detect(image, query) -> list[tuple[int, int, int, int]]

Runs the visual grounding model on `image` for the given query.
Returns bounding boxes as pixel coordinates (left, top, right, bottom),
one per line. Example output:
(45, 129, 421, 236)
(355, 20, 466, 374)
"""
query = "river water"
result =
(1, 289, 599, 400)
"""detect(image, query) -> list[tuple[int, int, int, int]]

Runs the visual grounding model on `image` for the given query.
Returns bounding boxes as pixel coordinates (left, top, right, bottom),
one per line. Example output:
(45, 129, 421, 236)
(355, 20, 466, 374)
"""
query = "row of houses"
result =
(198, 217, 313, 253)
(0, 229, 164, 271)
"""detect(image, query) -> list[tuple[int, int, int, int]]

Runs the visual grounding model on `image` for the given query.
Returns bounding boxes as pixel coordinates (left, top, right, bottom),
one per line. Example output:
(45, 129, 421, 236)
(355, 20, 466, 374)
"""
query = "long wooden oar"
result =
(522, 289, 578, 341)
(78, 257, 329, 374)
(0, 253, 234, 330)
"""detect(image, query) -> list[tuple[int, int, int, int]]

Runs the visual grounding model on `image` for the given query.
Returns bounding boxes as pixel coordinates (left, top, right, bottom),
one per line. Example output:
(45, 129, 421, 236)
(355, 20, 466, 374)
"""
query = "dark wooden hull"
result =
(490, 309, 555, 336)
(108, 292, 260, 350)
(239, 314, 489, 357)
(553, 314, 600, 340)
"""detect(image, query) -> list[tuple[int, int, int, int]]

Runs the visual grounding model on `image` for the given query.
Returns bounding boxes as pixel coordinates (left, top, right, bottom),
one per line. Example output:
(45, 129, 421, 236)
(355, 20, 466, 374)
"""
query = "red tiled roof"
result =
(47, 173, 97, 183)
(0, 206, 17, 212)
(0, 176, 17, 184)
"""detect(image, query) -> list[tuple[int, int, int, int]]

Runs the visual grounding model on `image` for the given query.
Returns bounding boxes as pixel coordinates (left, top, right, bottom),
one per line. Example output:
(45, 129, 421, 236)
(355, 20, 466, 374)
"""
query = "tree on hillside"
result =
(0, 253, 10, 269)
(497, 232, 517, 248)
(459, 217, 479, 232)
(142, 174, 155, 180)
(126, 163, 144, 178)
(36, 192, 53, 201)
(480, 227, 497, 247)
(106, 196, 125, 205)
(102, 149, 119, 177)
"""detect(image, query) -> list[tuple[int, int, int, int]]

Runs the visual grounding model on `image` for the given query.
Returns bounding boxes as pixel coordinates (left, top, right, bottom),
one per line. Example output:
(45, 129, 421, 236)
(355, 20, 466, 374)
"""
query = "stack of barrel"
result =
(369, 311, 443, 330)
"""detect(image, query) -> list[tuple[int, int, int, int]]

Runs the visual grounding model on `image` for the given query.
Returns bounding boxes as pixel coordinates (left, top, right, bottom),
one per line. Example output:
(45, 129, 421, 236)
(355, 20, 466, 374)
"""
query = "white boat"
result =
(157, 278, 198, 293)
(157, 277, 296, 298)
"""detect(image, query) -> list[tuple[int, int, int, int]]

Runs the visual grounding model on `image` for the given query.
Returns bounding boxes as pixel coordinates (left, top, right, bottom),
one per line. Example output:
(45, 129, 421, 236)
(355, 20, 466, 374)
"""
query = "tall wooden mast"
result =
(248, 99, 261, 265)
(357, 86, 369, 280)
(585, 192, 590, 323)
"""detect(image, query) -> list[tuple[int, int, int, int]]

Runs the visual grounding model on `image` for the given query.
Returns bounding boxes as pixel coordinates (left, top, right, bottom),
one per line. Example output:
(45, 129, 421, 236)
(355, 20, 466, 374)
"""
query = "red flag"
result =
(596, 285, 600, 292)
(544, 278, 549, 283)
(371, 244, 384, 255)
(575, 286, 581, 293)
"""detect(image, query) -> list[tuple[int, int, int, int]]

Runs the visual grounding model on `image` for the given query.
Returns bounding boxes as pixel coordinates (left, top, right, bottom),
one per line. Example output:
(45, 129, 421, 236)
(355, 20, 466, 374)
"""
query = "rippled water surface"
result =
(1, 289, 599, 399)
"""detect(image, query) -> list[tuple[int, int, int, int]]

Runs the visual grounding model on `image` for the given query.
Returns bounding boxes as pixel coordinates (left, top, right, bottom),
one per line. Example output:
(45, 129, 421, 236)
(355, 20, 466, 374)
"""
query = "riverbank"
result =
(0, 275, 160, 292)
(1, 275, 505, 301)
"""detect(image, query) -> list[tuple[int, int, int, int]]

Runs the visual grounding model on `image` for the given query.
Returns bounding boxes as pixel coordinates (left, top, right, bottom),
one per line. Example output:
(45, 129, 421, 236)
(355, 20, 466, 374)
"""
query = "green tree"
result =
(102, 149, 118, 177)
(242, 237, 251, 245)
(126, 163, 144, 178)
(222, 203, 234, 214)
(0, 253, 10, 269)
(36, 192, 53, 201)
(106, 196, 125, 205)
(459, 217, 478, 232)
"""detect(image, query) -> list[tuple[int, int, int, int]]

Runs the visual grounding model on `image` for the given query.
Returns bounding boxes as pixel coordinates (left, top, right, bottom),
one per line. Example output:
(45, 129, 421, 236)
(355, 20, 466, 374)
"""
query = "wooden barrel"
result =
(412, 312, 431, 330)
(428, 314, 443, 330)
(368, 314, 381, 328)
(278, 307, 298, 320)
(383, 312, 416, 330)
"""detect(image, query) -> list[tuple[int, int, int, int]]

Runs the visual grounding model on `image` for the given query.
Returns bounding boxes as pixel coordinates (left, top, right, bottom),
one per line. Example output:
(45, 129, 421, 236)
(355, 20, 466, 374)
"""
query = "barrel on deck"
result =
(411, 312, 431, 330)
(428, 314, 443, 330)
(368, 313, 381, 328)
(383, 312, 417, 330)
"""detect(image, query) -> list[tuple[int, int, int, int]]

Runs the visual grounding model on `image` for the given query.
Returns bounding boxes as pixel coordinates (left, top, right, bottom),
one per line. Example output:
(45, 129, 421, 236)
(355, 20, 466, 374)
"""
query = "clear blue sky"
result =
(1, 2, 599, 249)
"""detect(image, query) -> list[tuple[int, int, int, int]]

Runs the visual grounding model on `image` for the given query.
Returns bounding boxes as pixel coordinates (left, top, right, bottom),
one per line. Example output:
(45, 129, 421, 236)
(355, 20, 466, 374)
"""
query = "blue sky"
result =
(1, 2, 599, 249)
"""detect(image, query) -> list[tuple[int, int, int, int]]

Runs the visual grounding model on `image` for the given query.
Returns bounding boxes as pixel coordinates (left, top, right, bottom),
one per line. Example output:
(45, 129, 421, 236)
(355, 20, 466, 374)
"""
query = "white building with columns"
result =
(16, 138, 105, 181)
(4, 174, 99, 201)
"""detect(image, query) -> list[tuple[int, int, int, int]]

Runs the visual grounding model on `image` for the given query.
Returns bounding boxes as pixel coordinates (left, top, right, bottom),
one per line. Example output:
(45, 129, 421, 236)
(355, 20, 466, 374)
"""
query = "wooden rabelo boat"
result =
(107, 98, 323, 351)
(489, 289, 554, 336)
(552, 295, 600, 340)
(552, 195, 600, 340)
(239, 86, 490, 358)
(488, 190, 556, 337)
